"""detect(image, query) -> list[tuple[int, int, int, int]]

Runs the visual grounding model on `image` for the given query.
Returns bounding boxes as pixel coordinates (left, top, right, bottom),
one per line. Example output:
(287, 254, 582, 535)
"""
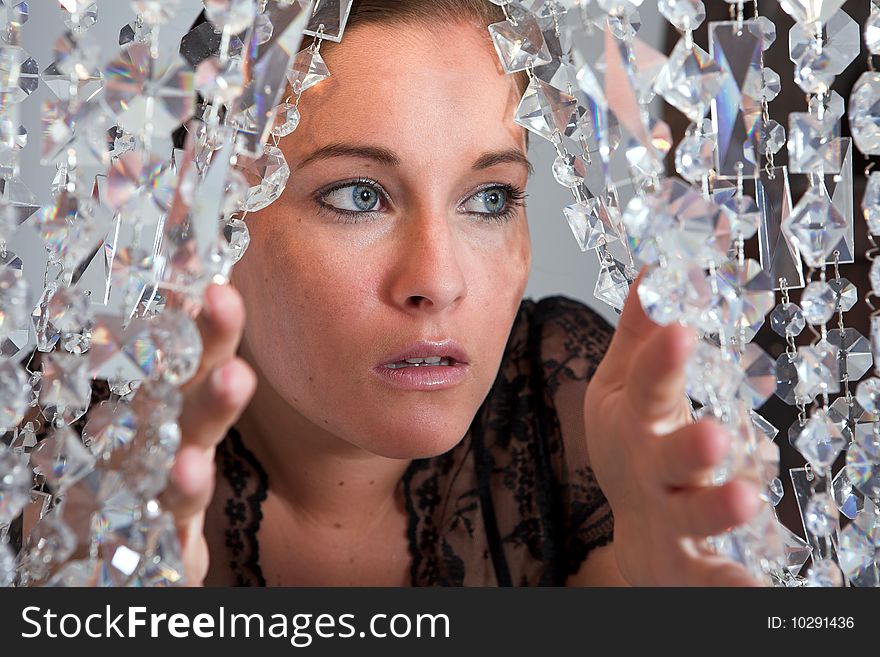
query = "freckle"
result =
(369, 480, 375, 485)
(348, 557, 355, 563)
(338, 481, 344, 486)
(333, 522, 342, 529)
(309, 376, 313, 382)
(323, 419, 329, 424)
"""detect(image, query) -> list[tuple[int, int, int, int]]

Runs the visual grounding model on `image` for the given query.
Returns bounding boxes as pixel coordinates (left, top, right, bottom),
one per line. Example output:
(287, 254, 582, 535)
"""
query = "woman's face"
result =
(231, 21, 532, 459)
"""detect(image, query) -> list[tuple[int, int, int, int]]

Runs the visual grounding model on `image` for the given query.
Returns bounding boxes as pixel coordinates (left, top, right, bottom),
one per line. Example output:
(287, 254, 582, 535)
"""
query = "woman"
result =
(164, 0, 765, 587)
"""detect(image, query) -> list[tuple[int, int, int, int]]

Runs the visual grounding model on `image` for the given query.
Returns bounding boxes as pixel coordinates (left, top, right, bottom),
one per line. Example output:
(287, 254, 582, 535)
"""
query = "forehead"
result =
(287, 22, 526, 161)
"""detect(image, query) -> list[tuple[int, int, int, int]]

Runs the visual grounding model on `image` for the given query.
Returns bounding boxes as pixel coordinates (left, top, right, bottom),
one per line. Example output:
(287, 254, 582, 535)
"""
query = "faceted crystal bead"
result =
(63, 1, 97, 33)
(770, 303, 805, 338)
(563, 198, 619, 251)
(622, 177, 731, 265)
(654, 37, 728, 123)
(287, 47, 330, 95)
(838, 501, 880, 586)
(234, 144, 290, 213)
(0, 45, 39, 103)
(0, 358, 28, 431)
(711, 183, 760, 240)
(789, 10, 858, 93)
(757, 119, 785, 156)
(864, 172, 880, 234)
(744, 68, 781, 103)
(783, 184, 847, 268)
(119, 18, 152, 46)
(552, 154, 586, 188)
(30, 427, 95, 492)
(103, 43, 195, 136)
(658, 0, 705, 32)
(0, 542, 14, 587)
(833, 466, 864, 519)
(124, 309, 203, 386)
(0, 0, 27, 33)
(131, 0, 180, 24)
(805, 492, 838, 536)
(787, 112, 843, 174)
(203, 0, 256, 33)
(515, 77, 580, 142)
(850, 72, 880, 156)
(21, 513, 76, 583)
(806, 559, 844, 587)
(828, 277, 857, 313)
(776, 344, 838, 405)
(846, 439, 880, 500)
(868, 1, 880, 55)
(736, 343, 776, 408)
(674, 132, 714, 183)
(768, 477, 784, 506)
(827, 328, 873, 383)
(856, 378, 880, 414)
(594, 256, 637, 312)
(194, 57, 243, 104)
(0, 445, 30, 523)
(714, 259, 775, 343)
(750, 410, 779, 441)
(637, 265, 687, 325)
(488, 5, 552, 74)
(221, 218, 250, 265)
(179, 21, 244, 68)
(793, 409, 846, 475)
(800, 280, 836, 325)
(32, 192, 113, 278)
(685, 340, 744, 405)
(82, 401, 137, 456)
(778, 0, 845, 24)
(271, 103, 301, 138)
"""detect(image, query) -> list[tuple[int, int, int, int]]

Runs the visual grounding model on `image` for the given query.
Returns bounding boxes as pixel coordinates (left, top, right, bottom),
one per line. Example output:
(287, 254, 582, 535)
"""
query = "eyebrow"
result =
(298, 142, 534, 176)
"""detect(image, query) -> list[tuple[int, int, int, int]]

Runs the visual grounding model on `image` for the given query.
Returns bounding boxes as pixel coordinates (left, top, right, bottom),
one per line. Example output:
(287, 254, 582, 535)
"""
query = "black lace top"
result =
(204, 295, 616, 586)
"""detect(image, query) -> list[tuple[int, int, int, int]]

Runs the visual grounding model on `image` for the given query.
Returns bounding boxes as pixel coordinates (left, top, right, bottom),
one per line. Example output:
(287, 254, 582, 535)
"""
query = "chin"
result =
(355, 411, 475, 460)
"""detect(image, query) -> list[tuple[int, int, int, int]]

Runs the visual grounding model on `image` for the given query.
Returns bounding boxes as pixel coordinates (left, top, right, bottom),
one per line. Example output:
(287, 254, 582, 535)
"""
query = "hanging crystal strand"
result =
(0, 2, 33, 583)
(773, 0, 864, 586)
(827, 0, 880, 587)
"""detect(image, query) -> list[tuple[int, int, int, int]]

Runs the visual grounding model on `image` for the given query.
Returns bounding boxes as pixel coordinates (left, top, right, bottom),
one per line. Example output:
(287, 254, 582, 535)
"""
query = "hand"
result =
(584, 272, 766, 586)
(159, 283, 257, 586)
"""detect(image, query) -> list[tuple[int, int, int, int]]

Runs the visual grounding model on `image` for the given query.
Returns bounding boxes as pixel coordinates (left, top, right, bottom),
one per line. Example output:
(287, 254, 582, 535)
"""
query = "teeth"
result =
(384, 357, 452, 369)
(405, 356, 443, 364)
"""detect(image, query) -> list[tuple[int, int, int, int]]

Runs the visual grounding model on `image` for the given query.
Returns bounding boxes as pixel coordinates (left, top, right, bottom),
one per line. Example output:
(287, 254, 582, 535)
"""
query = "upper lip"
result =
(377, 340, 470, 367)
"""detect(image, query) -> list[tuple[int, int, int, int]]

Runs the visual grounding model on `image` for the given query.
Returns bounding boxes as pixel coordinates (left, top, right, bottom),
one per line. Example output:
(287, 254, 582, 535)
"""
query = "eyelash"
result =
(313, 177, 527, 225)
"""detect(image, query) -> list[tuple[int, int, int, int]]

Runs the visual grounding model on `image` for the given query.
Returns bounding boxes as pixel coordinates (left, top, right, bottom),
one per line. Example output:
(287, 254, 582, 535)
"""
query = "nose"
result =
(387, 208, 467, 315)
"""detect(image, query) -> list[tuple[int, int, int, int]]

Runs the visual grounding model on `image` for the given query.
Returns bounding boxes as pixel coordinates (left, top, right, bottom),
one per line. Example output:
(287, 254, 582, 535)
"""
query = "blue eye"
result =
(465, 187, 508, 214)
(321, 182, 383, 213)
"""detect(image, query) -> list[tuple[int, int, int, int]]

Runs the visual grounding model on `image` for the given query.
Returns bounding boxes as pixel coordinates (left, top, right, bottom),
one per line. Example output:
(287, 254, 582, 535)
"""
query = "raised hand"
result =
(584, 273, 766, 586)
(159, 283, 257, 586)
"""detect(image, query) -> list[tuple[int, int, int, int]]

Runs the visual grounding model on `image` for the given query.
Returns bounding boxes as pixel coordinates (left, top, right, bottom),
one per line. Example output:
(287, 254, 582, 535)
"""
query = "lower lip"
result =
(371, 362, 470, 390)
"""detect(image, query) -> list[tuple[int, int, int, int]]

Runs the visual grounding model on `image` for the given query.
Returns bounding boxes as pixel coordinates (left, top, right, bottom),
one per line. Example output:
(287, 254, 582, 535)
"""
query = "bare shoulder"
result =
(565, 542, 630, 587)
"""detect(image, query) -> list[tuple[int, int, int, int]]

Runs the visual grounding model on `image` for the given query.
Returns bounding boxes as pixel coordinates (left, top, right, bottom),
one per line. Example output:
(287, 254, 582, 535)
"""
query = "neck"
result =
(234, 342, 414, 536)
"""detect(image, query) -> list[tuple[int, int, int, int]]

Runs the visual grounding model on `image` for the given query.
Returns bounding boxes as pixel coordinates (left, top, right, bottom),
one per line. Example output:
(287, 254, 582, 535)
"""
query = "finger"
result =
(624, 320, 696, 422)
(161, 444, 217, 523)
(186, 284, 247, 388)
(683, 554, 767, 587)
(595, 267, 661, 381)
(655, 419, 730, 488)
(667, 479, 763, 537)
(179, 357, 256, 450)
